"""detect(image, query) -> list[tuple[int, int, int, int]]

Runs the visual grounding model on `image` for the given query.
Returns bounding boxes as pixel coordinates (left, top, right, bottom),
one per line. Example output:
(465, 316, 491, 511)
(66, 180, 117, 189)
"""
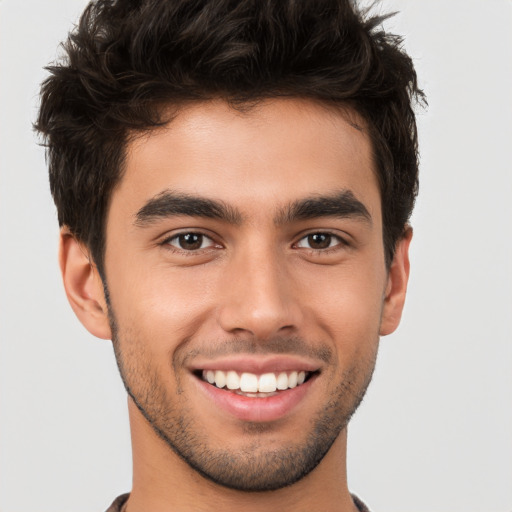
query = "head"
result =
(37, 0, 423, 275)
(36, 0, 423, 494)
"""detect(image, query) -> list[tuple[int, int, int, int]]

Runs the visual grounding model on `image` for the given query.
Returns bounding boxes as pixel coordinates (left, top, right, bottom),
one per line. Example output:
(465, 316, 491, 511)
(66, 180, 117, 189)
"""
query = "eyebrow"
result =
(275, 190, 371, 225)
(134, 191, 243, 226)
(134, 189, 371, 227)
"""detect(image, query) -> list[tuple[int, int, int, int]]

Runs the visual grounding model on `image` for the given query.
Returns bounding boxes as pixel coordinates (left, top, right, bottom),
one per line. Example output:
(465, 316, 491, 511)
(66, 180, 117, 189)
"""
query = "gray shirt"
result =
(105, 493, 371, 511)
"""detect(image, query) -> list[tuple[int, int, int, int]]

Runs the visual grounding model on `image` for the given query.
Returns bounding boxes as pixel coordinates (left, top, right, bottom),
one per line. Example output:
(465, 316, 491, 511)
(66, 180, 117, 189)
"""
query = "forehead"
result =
(114, 98, 380, 223)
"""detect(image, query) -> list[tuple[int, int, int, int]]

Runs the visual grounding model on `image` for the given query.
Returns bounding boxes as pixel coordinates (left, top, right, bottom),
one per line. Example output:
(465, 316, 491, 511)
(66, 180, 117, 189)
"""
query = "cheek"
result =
(107, 259, 224, 357)
(300, 261, 386, 353)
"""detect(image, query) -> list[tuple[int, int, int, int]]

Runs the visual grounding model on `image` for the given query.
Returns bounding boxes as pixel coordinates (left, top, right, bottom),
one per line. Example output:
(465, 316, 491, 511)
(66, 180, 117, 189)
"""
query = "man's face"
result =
(102, 99, 395, 491)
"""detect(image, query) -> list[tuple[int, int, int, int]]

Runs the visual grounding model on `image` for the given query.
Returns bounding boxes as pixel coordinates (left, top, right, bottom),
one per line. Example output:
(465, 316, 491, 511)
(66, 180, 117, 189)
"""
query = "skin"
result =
(60, 98, 411, 512)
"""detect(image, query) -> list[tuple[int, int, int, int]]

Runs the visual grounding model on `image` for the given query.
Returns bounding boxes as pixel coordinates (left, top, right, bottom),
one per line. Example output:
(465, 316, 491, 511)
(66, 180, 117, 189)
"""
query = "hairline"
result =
(83, 96, 400, 279)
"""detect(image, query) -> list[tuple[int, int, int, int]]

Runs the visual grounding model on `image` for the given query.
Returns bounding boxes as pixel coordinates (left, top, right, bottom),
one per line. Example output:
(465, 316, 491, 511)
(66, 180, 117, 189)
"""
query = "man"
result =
(36, 0, 424, 510)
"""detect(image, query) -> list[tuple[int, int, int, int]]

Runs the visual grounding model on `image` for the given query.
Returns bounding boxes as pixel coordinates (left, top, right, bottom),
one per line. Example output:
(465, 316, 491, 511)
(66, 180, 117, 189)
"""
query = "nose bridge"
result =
(217, 238, 299, 338)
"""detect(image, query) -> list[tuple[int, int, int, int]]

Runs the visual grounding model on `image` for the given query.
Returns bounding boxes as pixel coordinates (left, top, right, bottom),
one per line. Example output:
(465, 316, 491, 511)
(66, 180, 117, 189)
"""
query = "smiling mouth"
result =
(197, 370, 315, 397)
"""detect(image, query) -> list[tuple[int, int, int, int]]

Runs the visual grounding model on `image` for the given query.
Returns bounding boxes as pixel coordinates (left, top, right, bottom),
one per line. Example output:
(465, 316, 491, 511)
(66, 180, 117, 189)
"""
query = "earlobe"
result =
(59, 228, 112, 340)
(379, 227, 413, 336)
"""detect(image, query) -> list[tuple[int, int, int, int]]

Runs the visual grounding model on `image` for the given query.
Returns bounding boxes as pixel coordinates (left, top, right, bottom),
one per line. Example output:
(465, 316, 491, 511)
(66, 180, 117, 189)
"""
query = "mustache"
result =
(178, 336, 333, 365)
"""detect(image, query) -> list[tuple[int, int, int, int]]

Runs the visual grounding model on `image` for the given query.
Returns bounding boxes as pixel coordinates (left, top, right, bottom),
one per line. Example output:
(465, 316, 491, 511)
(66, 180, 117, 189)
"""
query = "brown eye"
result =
(296, 232, 343, 250)
(307, 233, 332, 249)
(167, 233, 214, 251)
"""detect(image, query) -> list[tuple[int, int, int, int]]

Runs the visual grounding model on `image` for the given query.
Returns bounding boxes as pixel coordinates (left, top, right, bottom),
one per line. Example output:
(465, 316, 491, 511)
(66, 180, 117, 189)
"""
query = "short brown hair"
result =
(36, 0, 425, 275)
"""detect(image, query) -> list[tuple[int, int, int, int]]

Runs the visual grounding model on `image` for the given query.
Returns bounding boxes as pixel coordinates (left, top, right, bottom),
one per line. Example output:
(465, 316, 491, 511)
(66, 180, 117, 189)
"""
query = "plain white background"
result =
(0, 1, 511, 511)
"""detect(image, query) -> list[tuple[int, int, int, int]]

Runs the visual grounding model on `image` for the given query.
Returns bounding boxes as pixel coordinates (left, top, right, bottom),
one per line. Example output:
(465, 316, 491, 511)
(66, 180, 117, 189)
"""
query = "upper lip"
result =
(188, 355, 321, 374)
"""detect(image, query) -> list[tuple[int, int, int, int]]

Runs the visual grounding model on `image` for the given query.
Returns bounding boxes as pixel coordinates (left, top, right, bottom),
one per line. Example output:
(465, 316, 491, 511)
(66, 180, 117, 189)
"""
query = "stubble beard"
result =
(108, 311, 377, 492)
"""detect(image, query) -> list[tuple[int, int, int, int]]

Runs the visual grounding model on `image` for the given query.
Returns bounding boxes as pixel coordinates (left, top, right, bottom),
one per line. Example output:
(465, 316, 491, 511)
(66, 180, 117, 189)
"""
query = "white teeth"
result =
(214, 370, 226, 388)
(240, 373, 258, 392)
(258, 373, 277, 393)
(202, 370, 310, 392)
(276, 372, 288, 390)
(226, 371, 240, 390)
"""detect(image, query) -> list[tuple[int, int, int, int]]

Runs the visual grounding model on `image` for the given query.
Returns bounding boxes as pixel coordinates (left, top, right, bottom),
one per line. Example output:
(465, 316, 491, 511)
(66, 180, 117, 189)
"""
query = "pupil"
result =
(308, 233, 331, 249)
(179, 233, 202, 250)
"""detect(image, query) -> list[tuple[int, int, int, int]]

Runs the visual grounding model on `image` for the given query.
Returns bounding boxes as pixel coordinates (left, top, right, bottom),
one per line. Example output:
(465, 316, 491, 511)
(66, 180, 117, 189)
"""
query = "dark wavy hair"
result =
(36, 0, 425, 275)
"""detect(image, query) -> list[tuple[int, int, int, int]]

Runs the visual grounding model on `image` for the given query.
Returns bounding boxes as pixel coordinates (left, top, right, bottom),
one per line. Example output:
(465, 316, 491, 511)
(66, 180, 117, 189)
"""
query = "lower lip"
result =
(194, 375, 316, 423)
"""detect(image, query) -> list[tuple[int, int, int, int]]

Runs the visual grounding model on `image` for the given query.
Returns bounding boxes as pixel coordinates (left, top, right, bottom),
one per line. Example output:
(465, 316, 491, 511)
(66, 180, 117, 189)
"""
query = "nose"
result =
(216, 244, 301, 340)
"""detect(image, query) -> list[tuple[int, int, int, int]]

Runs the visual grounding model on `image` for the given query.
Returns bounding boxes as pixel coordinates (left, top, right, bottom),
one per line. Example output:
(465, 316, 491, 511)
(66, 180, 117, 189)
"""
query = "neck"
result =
(125, 399, 358, 512)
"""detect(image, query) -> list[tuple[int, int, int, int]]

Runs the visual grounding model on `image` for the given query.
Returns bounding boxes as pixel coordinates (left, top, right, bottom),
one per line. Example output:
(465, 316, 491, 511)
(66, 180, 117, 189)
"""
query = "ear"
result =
(379, 227, 413, 336)
(59, 228, 112, 340)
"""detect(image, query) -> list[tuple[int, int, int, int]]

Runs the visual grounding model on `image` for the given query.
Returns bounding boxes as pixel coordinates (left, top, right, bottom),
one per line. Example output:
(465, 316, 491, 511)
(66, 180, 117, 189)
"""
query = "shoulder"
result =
(352, 494, 372, 512)
(105, 493, 130, 512)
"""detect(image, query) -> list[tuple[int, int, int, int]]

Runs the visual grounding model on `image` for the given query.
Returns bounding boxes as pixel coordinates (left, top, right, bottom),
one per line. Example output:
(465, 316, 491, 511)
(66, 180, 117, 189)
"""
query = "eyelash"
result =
(161, 231, 219, 254)
(294, 232, 349, 252)
(160, 230, 349, 255)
